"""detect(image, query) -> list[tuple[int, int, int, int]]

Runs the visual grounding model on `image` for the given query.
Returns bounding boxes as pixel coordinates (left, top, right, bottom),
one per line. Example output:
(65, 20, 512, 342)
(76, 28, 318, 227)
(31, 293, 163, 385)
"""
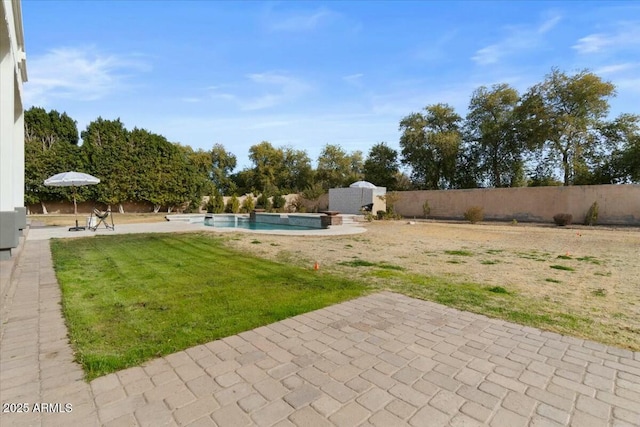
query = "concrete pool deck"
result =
(1, 223, 639, 426)
(22, 215, 367, 241)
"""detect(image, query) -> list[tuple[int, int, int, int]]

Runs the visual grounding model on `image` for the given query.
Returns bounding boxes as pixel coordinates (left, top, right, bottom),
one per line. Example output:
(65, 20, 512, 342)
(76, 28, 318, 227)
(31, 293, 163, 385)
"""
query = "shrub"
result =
(225, 195, 239, 213)
(288, 195, 306, 213)
(464, 206, 484, 224)
(272, 194, 286, 212)
(422, 200, 431, 218)
(256, 194, 272, 211)
(185, 198, 202, 213)
(240, 195, 255, 213)
(553, 213, 573, 226)
(302, 183, 325, 201)
(376, 210, 386, 220)
(378, 192, 400, 216)
(206, 192, 224, 213)
(584, 201, 598, 226)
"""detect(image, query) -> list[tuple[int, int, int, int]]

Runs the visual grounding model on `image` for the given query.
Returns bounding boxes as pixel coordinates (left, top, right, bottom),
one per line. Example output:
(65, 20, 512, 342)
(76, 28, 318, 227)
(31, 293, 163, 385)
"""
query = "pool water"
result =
(204, 219, 318, 231)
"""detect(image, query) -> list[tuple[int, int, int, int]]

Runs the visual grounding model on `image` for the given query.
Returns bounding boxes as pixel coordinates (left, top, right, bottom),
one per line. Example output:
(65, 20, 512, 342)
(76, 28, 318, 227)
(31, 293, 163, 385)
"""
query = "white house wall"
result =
(0, 0, 27, 260)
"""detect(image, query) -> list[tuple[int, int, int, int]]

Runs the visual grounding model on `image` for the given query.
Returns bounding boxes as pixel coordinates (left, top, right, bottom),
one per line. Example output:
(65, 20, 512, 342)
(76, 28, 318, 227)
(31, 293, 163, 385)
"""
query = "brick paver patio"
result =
(1, 224, 639, 426)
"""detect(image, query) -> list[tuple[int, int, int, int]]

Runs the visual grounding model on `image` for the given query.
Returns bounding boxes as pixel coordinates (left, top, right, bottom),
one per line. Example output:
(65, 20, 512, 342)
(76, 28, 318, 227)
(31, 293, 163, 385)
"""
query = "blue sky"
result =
(22, 1, 640, 169)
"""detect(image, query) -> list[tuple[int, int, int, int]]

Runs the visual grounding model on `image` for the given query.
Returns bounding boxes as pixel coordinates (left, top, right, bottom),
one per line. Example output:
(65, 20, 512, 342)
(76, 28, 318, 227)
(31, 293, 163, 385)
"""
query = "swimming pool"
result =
(207, 220, 317, 231)
(203, 215, 318, 231)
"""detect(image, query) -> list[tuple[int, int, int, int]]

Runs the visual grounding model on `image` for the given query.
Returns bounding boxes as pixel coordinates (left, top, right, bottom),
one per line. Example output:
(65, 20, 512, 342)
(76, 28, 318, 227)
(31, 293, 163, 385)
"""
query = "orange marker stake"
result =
(314, 261, 320, 270)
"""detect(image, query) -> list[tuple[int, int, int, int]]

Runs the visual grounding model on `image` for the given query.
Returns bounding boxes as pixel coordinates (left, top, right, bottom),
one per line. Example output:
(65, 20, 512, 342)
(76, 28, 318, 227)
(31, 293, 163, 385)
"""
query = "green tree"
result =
(316, 144, 363, 189)
(25, 139, 85, 212)
(620, 133, 640, 182)
(181, 145, 215, 210)
(230, 169, 255, 196)
(24, 107, 83, 211)
(247, 141, 285, 193)
(363, 142, 399, 190)
(24, 107, 79, 150)
(156, 142, 203, 213)
(281, 147, 314, 193)
(580, 114, 640, 184)
(210, 143, 237, 195)
(81, 118, 133, 212)
(517, 68, 616, 185)
(399, 103, 462, 189)
(241, 142, 313, 194)
(465, 84, 525, 187)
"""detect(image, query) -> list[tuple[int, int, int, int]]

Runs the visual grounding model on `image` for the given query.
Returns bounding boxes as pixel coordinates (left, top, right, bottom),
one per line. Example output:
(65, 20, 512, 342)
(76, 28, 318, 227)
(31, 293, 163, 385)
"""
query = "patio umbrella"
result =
(44, 171, 100, 231)
(349, 180, 377, 189)
(349, 181, 377, 210)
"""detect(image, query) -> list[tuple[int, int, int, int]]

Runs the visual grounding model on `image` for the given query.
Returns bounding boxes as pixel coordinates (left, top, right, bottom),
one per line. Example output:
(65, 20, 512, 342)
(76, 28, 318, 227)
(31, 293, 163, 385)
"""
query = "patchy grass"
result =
(51, 233, 366, 380)
(445, 250, 474, 256)
(550, 264, 576, 272)
(480, 260, 500, 265)
(577, 256, 603, 265)
(486, 249, 504, 255)
(338, 259, 405, 271)
(516, 251, 550, 262)
(369, 272, 594, 337)
(545, 278, 562, 283)
(339, 259, 377, 267)
(591, 288, 607, 297)
(487, 286, 509, 294)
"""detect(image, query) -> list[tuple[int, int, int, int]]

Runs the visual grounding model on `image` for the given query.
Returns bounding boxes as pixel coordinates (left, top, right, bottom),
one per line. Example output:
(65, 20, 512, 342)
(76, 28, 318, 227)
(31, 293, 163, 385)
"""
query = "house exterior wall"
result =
(0, 0, 28, 260)
(395, 184, 640, 225)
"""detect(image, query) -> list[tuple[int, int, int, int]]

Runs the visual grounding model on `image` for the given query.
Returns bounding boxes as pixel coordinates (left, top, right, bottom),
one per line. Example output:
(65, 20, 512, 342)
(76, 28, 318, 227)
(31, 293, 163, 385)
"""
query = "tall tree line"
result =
(24, 69, 640, 212)
(398, 68, 640, 189)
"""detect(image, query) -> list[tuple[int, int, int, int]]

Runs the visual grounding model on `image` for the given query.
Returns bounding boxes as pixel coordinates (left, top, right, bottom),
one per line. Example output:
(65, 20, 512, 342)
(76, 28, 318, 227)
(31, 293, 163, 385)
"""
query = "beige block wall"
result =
(395, 184, 640, 225)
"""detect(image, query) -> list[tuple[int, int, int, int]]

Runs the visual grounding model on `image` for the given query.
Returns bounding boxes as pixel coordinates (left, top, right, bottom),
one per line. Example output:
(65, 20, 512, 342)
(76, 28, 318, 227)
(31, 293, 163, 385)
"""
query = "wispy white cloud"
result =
(343, 73, 363, 82)
(472, 13, 562, 65)
(573, 22, 640, 54)
(412, 29, 459, 62)
(265, 6, 338, 32)
(594, 63, 638, 75)
(615, 78, 640, 94)
(24, 46, 150, 107)
(206, 72, 312, 111)
(538, 14, 561, 34)
(342, 73, 364, 87)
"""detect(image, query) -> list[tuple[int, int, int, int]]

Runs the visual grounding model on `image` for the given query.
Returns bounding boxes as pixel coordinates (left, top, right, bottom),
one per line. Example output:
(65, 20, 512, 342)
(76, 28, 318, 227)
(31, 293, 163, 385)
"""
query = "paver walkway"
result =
(1, 225, 639, 426)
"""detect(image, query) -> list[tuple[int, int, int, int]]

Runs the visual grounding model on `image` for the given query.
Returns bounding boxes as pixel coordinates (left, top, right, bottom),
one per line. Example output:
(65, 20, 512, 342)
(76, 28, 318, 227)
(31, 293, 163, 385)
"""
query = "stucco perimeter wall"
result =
(395, 184, 640, 225)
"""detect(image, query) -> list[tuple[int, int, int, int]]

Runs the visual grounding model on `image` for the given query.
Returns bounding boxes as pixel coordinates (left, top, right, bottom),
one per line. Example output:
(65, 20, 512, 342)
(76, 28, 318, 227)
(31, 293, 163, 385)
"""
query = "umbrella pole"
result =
(69, 186, 85, 231)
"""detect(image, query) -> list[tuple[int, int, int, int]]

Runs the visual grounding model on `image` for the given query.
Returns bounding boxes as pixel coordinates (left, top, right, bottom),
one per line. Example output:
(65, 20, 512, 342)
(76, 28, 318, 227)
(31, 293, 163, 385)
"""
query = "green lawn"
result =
(51, 233, 367, 380)
(51, 232, 636, 381)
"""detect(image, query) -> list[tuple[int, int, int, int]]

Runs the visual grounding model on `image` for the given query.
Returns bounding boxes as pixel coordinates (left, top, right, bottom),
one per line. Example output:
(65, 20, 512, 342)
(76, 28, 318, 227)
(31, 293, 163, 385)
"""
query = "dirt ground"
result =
(221, 220, 640, 349)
